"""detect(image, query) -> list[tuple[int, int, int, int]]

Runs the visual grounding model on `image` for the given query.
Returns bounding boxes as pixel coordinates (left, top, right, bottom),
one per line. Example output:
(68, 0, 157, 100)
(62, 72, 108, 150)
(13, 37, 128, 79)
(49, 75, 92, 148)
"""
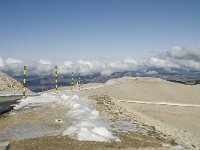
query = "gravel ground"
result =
(0, 94, 177, 150)
(9, 132, 167, 150)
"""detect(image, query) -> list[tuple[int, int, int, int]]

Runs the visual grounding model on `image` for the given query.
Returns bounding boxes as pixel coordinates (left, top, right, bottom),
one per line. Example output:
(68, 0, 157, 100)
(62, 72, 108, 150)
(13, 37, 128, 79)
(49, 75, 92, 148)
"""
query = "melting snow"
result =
(105, 79, 116, 85)
(13, 92, 118, 142)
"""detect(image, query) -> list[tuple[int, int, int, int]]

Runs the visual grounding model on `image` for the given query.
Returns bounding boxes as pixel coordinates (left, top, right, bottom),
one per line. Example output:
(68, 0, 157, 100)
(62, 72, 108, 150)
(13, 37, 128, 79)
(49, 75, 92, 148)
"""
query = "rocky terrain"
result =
(82, 77, 200, 149)
(0, 71, 30, 95)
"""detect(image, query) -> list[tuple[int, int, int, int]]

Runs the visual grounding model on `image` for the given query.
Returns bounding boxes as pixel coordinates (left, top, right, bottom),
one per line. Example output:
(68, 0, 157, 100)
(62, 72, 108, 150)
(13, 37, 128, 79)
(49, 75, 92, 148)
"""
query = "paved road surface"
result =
(0, 96, 22, 115)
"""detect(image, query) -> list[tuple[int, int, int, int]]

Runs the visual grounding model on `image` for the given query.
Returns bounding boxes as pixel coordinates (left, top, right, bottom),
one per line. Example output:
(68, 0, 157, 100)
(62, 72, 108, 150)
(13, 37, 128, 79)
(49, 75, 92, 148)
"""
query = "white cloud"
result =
(1, 58, 24, 74)
(187, 60, 200, 69)
(167, 46, 187, 59)
(30, 59, 53, 75)
(1, 46, 200, 76)
(32, 58, 138, 76)
(147, 57, 179, 69)
(146, 46, 200, 71)
(5, 58, 23, 64)
(166, 46, 200, 70)
(106, 58, 138, 75)
(38, 59, 52, 65)
(77, 60, 106, 75)
(124, 57, 137, 64)
(173, 59, 200, 70)
(64, 61, 74, 68)
(167, 46, 200, 61)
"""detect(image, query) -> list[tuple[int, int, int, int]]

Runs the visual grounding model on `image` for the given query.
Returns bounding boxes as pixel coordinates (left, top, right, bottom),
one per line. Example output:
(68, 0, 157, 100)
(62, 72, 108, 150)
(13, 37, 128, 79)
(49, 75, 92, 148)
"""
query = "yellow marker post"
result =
(22, 65, 27, 100)
(70, 72, 74, 92)
(55, 66, 58, 94)
(78, 76, 81, 91)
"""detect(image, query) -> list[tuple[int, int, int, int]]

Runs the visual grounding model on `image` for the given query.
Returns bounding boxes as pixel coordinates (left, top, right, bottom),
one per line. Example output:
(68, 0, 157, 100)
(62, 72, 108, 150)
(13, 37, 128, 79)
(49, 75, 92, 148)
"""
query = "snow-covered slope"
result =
(0, 71, 31, 95)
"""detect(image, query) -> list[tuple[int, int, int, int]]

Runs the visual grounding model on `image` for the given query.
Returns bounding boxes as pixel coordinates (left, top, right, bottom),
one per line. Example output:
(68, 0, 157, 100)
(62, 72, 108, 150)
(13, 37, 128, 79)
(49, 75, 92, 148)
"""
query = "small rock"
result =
(0, 141, 10, 150)
(55, 119, 63, 123)
(115, 138, 121, 142)
(162, 143, 171, 147)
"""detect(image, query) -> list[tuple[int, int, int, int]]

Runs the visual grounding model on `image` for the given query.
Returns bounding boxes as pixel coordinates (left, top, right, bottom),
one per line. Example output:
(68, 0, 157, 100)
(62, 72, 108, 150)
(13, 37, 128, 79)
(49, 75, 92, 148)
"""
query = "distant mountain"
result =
(6, 68, 200, 92)
(11, 74, 106, 92)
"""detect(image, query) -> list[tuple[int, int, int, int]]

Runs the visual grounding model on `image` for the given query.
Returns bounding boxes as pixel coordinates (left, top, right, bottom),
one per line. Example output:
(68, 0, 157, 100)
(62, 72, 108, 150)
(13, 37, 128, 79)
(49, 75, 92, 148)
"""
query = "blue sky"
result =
(0, 0, 200, 60)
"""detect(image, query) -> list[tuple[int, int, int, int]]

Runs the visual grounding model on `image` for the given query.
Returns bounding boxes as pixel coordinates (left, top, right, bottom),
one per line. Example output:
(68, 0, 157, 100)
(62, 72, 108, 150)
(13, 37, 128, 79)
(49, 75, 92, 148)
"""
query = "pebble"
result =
(0, 141, 10, 150)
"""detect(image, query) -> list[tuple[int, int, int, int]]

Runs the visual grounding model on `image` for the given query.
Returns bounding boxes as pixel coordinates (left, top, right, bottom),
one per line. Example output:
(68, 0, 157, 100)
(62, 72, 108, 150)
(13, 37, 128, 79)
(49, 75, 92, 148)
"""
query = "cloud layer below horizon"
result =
(1, 46, 200, 76)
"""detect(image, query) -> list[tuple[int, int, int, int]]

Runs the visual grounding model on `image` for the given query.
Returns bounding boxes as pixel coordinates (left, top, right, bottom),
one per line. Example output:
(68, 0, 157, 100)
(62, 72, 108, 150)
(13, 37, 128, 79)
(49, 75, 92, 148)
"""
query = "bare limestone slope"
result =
(82, 77, 200, 149)
(0, 71, 30, 95)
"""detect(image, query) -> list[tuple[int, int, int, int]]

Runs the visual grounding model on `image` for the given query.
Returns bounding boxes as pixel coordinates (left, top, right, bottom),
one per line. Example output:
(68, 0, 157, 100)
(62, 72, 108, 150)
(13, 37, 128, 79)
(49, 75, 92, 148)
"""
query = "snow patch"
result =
(105, 79, 116, 85)
(61, 94, 117, 141)
(13, 92, 118, 142)
(174, 145, 187, 150)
